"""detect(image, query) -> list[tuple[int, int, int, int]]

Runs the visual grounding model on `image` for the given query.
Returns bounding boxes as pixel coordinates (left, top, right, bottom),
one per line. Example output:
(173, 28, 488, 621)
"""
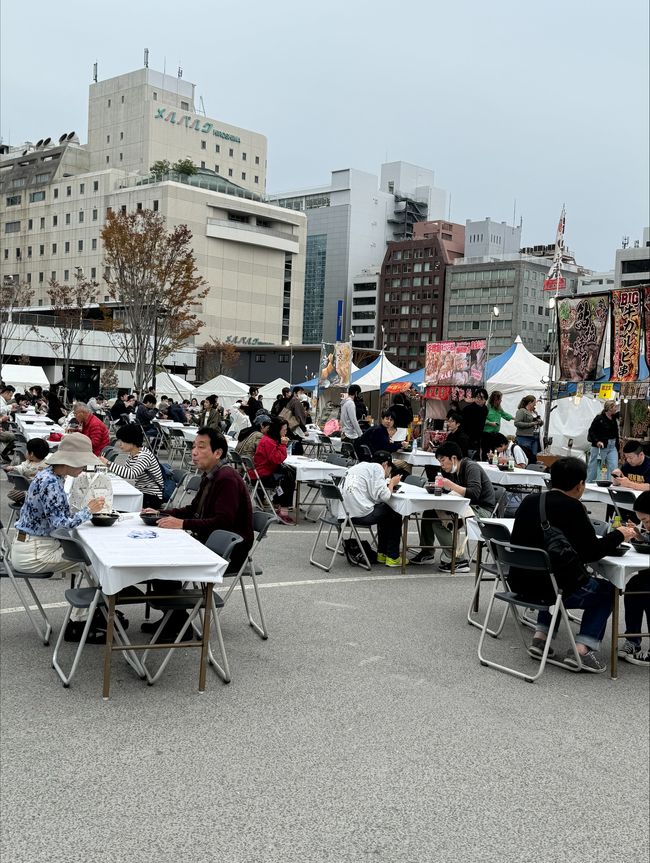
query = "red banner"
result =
(385, 381, 413, 394)
(425, 340, 486, 386)
(423, 385, 452, 400)
(610, 289, 642, 382)
(544, 276, 566, 292)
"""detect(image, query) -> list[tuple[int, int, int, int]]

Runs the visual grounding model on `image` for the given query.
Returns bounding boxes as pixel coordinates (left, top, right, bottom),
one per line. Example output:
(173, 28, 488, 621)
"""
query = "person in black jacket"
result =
(354, 410, 409, 461)
(460, 388, 488, 458)
(390, 393, 413, 430)
(511, 456, 637, 673)
(586, 400, 620, 482)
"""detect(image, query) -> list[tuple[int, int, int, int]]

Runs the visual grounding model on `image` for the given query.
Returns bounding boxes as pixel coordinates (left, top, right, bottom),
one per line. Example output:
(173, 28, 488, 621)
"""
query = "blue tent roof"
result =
(484, 342, 517, 379)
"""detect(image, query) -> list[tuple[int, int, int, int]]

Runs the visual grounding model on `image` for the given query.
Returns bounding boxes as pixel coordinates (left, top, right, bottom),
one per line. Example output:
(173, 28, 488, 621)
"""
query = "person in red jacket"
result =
(73, 402, 110, 457)
(252, 418, 296, 524)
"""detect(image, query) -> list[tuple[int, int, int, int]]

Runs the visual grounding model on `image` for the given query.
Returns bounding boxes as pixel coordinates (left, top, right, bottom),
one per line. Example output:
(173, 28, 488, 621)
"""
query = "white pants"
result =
(11, 535, 78, 574)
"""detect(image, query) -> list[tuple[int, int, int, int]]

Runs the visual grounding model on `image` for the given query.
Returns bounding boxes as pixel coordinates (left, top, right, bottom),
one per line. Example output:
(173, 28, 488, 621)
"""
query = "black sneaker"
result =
(529, 637, 555, 658)
(563, 648, 607, 673)
(439, 558, 470, 573)
(410, 550, 436, 565)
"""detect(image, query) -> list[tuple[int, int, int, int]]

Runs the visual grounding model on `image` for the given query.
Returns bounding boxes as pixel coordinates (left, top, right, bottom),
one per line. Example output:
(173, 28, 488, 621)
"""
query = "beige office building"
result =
(1, 65, 305, 370)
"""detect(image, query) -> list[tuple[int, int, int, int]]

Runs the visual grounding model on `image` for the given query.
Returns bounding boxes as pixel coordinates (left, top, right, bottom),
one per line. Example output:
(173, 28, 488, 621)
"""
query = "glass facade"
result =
(303, 234, 327, 343)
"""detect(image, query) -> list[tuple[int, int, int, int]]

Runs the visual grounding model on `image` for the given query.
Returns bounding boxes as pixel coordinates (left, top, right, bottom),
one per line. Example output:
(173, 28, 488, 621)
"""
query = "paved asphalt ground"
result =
(1, 472, 648, 863)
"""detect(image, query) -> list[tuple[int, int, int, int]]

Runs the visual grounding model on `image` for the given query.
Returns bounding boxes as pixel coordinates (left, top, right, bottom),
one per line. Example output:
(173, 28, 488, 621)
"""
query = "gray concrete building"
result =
(614, 227, 650, 289)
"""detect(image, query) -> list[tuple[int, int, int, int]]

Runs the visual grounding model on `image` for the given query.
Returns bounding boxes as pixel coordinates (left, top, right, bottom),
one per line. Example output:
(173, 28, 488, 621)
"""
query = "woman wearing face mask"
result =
(586, 400, 620, 482)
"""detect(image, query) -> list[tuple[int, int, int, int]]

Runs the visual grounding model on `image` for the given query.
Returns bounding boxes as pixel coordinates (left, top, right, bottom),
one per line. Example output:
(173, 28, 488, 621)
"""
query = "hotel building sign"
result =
(154, 108, 241, 143)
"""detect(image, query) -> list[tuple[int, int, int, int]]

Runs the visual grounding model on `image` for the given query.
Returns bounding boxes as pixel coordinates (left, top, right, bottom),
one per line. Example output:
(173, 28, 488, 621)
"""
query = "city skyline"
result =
(1, 0, 648, 273)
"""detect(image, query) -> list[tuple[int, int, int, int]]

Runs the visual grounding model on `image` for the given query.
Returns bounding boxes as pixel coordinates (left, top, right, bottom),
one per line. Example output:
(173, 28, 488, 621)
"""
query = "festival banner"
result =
(385, 381, 413, 394)
(641, 285, 650, 369)
(556, 294, 609, 381)
(610, 289, 642, 382)
(424, 340, 486, 387)
(544, 205, 567, 292)
(423, 385, 452, 401)
(319, 341, 352, 388)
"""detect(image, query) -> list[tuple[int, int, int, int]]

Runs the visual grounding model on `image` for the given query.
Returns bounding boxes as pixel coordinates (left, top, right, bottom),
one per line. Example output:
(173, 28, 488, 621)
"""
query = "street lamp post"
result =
(542, 296, 557, 448)
(486, 305, 500, 370)
(284, 339, 294, 386)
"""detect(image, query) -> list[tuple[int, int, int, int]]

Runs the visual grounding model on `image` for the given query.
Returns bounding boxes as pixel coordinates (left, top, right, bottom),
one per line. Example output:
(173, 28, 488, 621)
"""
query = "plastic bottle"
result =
(412, 437, 417, 453)
(507, 457, 515, 472)
(600, 463, 608, 482)
(434, 474, 444, 496)
(492, 452, 498, 466)
(611, 514, 622, 532)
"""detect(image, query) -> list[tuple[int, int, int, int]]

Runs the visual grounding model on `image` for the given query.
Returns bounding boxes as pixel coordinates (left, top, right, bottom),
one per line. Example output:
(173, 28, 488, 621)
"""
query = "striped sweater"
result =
(109, 448, 164, 498)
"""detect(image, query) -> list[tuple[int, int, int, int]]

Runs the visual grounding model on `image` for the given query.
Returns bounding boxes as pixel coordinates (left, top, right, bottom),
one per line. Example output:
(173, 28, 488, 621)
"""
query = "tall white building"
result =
(1, 65, 306, 386)
(269, 162, 447, 346)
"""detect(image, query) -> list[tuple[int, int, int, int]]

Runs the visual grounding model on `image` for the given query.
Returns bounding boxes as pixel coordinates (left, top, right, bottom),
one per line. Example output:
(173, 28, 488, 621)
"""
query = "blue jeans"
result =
(516, 434, 539, 456)
(535, 576, 613, 651)
(586, 439, 618, 482)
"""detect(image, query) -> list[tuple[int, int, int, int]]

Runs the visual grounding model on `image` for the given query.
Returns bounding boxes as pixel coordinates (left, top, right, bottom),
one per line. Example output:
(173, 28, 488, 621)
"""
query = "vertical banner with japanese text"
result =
(319, 342, 352, 389)
(557, 294, 609, 381)
(644, 285, 650, 376)
(610, 289, 642, 382)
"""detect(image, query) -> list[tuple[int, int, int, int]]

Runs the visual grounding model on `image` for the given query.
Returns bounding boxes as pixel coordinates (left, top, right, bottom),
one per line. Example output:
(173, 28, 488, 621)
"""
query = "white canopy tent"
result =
(149, 372, 198, 401)
(1, 364, 50, 391)
(194, 374, 248, 409)
(258, 378, 291, 407)
(353, 354, 409, 393)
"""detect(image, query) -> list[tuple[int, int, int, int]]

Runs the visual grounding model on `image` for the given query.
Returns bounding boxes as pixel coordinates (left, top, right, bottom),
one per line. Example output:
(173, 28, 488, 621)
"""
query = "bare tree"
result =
(41, 272, 99, 402)
(196, 338, 240, 381)
(0, 278, 35, 364)
(101, 209, 209, 392)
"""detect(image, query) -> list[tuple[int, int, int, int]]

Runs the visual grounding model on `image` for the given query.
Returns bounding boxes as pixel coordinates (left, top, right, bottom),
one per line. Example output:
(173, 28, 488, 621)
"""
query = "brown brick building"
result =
(377, 222, 464, 370)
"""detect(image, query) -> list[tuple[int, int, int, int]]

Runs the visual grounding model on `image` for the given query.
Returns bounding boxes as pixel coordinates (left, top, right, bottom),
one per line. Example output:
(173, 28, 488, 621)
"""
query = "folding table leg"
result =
(610, 588, 620, 680)
(198, 583, 213, 693)
(102, 594, 117, 701)
(400, 516, 409, 573)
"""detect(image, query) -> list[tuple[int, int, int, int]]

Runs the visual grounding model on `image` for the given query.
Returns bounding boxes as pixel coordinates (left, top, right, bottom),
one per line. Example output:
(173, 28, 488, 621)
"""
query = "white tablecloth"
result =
(591, 551, 649, 591)
(74, 515, 227, 595)
(21, 425, 58, 443)
(582, 483, 641, 510)
(401, 448, 440, 467)
(482, 464, 547, 488)
(285, 455, 347, 482)
(15, 415, 54, 432)
(388, 484, 470, 518)
(65, 473, 143, 512)
(466, 517, 515, 543)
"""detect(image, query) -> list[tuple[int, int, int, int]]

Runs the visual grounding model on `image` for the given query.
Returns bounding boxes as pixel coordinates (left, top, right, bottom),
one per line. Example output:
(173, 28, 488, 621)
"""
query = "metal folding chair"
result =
(240, 454, 276, 511)
(467, 518, 512, 634)
(309, 482, 373, 572)
(50, 529, 145, 687)
(0, 519, 55, 645)
(477, 539, 582, 683)
(340, 441, 358, 463)
(142, 530, 243, 686)
(219, 510, 278, 639)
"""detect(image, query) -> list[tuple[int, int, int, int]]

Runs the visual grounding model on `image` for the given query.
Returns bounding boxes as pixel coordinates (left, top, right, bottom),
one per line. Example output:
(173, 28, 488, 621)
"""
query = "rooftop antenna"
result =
(621, 235, 629, 249)
(199, 96, 207, 116)
(447, 193, 452, 221)
(177, 65, 183, 78)
(144, 48, 149, 68)
(92, 62, 98, 83)
(512, 197, 517, 227)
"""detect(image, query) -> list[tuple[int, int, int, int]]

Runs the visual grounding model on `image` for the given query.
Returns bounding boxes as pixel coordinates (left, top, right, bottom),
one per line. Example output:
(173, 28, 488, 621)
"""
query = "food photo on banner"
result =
(557, 294, 609, 381)
(610, 288, 643, 382)
(644, 285, 650, 372)
(425, 340, 486, 386)
(319, 342, 352, 389)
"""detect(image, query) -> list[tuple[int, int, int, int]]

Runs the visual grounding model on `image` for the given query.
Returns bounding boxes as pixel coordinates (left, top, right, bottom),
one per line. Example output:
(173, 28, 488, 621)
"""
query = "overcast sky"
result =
(2, 0, 648, 271)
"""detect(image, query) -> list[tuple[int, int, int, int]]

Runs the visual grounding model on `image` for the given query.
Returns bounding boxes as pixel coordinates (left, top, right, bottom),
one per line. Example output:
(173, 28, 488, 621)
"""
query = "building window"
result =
(215, 144, 220, 153)
(153, 92, 157, 100)
(51, 271, 56, 280)
(80, 183, 85, 194)
(65, 213, 71, 225)
(229, 148, 234, 157)
(54, 188, 59, 199)
(39, 244, 44, 255)
(66, 185, 72, 196)
(52, 243, 57, 253)
(136, 202, 142, 212)
(53, 215, 58, 227)
(64, 241, 70, 253)
(228, 168, 233, 177)
(242, 152, 246, 161)
(241, 172, 246, 180)
(64, 269, 69, 281)
(121, 95, 124, 103)
(278, 353, 290, 363)
(254, 176, 259, 184)
(92, 209, 98, 221)
(28, 219, 33, 230)
(107, 98, 111, 107)
(152, 200, 159, 212)
(26, 272, 31, 283)
(201, 140, 206, 150)
(200, 161, 205, 169)
(93, 180, 99, 192)
(120, 132, 124, 140)
(119, 153, 123, 162)
(215, 164, 220, 173)
(15, 248, 21, 259)
(78, 240, 83, 252)
(79, 211, 84, 223)
(35, 173, 50, 183)
(181, 100, 189, 110)
(91, 238, 97, 250)
(5, 194, 21, 206)
(40, 217, 45, 229)
(255, 155, 260, 165)
(27, 246, 32, 257)
(106, 156, 110, 164)
(254, 354, 266, 363)
(90, 267, 96, 279)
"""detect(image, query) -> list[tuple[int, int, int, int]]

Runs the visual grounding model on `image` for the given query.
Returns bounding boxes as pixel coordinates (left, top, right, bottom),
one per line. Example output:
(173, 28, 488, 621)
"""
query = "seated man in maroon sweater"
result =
(141, 426, 253, 638)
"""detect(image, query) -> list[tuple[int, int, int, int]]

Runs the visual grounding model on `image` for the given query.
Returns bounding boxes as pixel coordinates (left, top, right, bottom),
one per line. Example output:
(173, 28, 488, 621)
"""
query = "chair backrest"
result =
(172, 468, 188, 486)
(101, 445, 117, 458)
(358, 444, 373, 462)
(525, 463, 546, 472)
(186, 474, 203, 493)
(404, 474, 426, 487)
(50, 528, 94, 566)
(590, 518, 609, 537)
(476, 517, 512, 545)
(318, 481, 344, 502)
(491, 485, 507, 516)
(491, 538, 552, 575)
(205, 530, 244, 562)
(6, 472, 30, 492)
(609, 488, 637, 506)
(252, 509, 279, 538)
(340, 442, 357, 462)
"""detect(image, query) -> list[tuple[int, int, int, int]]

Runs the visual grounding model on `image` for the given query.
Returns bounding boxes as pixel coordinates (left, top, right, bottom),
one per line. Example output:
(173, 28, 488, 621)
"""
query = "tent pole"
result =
(542, 299, 558, 449)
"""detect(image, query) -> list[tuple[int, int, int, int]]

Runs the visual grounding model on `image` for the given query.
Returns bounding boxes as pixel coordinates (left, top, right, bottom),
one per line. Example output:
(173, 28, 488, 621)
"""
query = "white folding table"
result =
(74, 516, 228, 697)
(388, 484, 470, 573)
(284, 455, 348, 523)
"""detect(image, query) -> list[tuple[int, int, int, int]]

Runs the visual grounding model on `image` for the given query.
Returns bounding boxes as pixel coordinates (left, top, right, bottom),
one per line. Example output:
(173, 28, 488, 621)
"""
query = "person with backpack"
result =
(99, 424, 165, 508)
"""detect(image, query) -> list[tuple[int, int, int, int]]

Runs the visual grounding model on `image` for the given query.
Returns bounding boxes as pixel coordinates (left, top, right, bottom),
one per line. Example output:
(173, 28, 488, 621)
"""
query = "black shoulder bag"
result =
(539, 493, 589, 595)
